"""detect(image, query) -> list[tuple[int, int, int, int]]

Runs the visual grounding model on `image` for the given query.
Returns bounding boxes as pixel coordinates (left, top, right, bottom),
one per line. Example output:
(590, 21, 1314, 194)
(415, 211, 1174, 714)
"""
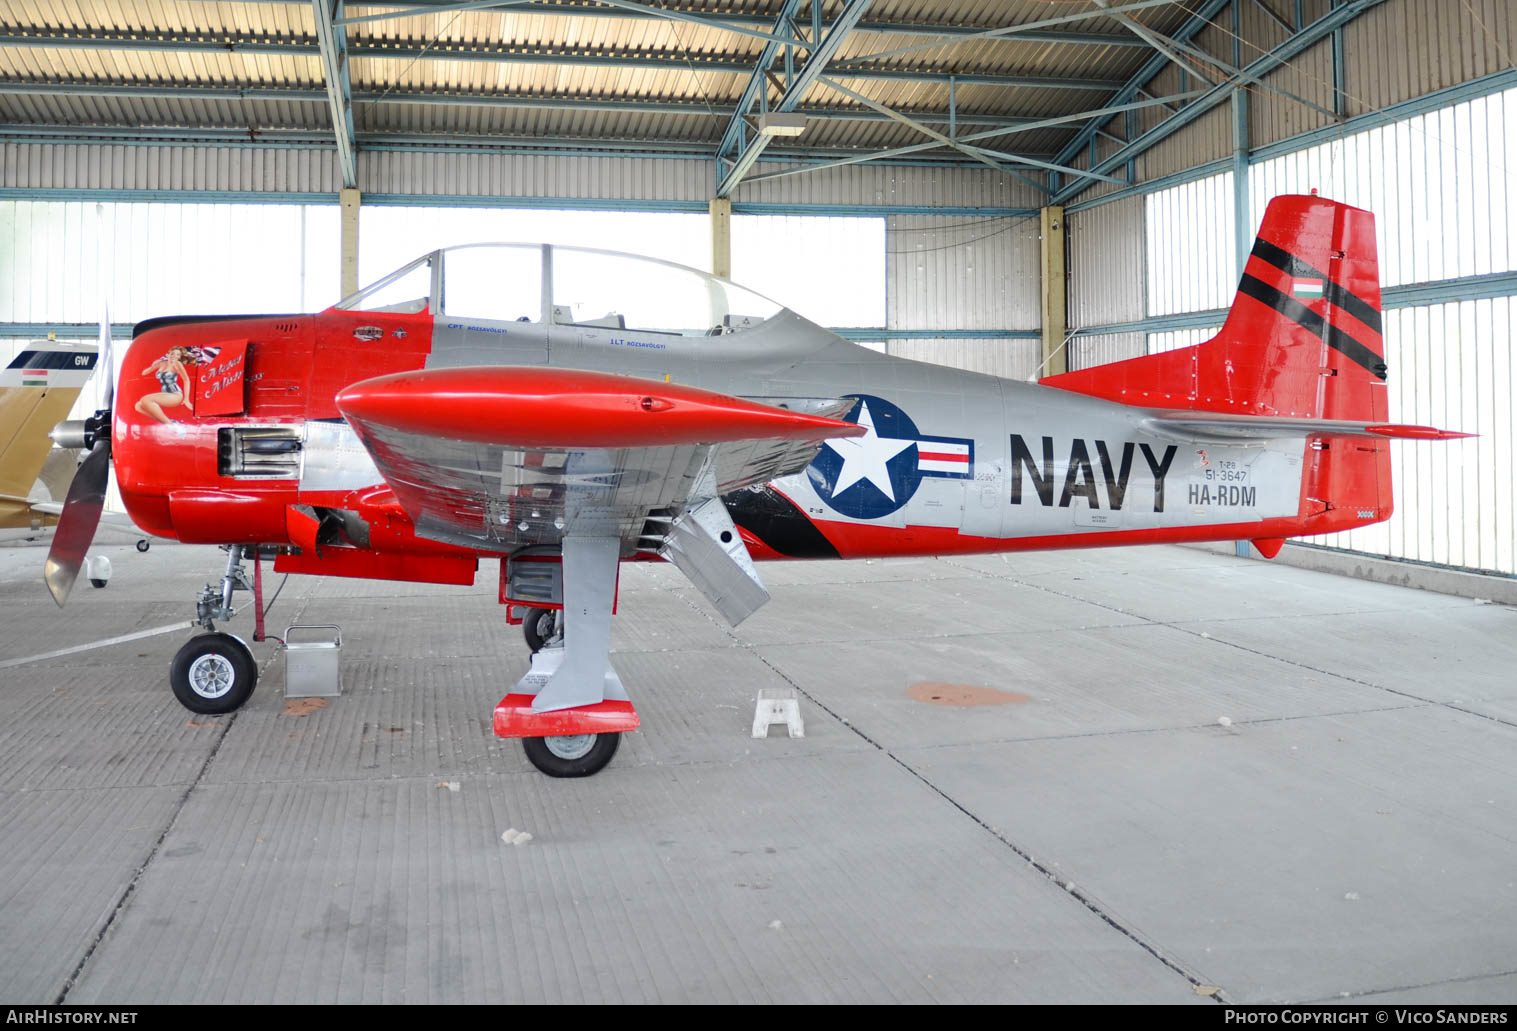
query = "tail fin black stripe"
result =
(6, 350, 99, 371)
(1250, 238, 1383, 335)
(1237, 274, 1389, 381)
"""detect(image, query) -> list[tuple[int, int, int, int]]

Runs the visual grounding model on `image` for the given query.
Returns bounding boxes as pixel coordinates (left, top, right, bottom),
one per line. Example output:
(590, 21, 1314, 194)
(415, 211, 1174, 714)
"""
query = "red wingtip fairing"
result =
(336, 366, 866, 449)
(1364, 425, 1477, 441)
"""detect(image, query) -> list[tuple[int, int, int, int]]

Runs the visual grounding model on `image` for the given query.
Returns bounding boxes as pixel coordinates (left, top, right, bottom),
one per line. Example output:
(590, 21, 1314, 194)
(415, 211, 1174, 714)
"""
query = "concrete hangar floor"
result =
(1, 533, 1515, 1005)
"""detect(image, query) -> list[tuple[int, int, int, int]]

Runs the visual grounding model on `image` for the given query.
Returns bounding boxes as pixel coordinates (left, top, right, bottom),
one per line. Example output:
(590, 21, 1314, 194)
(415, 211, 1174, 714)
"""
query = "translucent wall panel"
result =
(356, 207, 710, 298)
(0, 201, 340, 322)
(1143, 171, 1235, 316)
(1251, 88, 1516, 288)
(1308, 297, 1515, 575)
(731, 215, 885, 329)
(1147, 326, 1224, 354)
(1070, 331, 1143, 370)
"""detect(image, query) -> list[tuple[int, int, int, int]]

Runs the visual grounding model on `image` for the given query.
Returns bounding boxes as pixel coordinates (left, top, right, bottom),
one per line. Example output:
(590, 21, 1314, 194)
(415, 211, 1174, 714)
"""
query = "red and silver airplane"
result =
(43, 194, 1470, 777)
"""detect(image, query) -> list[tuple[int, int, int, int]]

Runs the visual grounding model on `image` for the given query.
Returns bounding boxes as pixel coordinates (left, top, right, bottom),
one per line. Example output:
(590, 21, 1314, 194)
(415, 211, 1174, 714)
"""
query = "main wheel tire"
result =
(522, 608, 558, 654)
(170, 633, 258, 715)
(522, 732, 620, 777)
(136, 539, 151, 553)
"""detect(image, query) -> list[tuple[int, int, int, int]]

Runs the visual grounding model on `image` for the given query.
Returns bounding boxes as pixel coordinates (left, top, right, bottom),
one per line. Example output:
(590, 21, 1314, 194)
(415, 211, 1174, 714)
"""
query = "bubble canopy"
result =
(335, 243, 786, 336)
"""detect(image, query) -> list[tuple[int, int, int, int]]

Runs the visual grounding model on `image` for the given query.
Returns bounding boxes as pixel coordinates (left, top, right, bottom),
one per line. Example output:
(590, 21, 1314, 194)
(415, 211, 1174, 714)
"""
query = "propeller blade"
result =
(44, 441, 109, 607)
(99, 303, 114, 410)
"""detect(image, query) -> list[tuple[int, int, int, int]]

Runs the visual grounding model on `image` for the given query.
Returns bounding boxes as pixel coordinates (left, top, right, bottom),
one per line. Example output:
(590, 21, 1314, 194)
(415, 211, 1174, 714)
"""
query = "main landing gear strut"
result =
(497, 536, 638, 778)
(167, 545, 260, 715)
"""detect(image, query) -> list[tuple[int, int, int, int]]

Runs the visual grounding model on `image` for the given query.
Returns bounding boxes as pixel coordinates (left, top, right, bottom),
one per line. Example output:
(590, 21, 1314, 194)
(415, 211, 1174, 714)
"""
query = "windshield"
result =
(336, 244, 784, 335)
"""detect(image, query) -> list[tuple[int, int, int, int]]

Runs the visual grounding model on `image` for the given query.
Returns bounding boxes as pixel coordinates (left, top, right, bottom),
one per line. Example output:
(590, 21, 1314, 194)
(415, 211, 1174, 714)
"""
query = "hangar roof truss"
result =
(0, 0, 1390, 202)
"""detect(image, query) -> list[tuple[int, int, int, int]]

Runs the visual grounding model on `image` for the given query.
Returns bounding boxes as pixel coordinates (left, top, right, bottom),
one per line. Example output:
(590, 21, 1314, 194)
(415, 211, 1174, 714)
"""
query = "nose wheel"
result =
(522, 732, 621, 777)
(170, 632, 258, 714)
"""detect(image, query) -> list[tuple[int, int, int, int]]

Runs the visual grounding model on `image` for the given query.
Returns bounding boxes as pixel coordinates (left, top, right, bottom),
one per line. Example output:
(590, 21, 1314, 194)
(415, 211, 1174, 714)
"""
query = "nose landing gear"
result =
(168, 545, 263, 715)
(170, 632, 258, 714)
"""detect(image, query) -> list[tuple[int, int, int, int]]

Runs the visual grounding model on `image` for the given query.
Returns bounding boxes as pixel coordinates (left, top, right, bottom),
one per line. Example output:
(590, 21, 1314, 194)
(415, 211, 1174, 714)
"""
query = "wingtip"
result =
(1364, 425, 1477, 440)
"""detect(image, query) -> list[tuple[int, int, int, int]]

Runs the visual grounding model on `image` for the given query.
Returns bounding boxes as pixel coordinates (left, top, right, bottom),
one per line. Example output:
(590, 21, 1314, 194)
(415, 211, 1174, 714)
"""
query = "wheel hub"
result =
(543, 734, 595, 760)
(186, 653, 236, 699)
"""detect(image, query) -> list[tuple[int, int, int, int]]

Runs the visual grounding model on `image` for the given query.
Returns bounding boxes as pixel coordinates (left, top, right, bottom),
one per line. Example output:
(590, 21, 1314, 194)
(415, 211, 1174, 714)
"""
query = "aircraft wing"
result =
(28, 501, 136, 527)
(336, 366, 863, 623)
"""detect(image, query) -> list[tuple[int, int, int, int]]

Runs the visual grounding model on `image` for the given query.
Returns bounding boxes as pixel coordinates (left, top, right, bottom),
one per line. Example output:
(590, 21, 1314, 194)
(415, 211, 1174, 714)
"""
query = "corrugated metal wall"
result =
(1334, 0, 1510, 127)
(359, 151, 712, 204)
(885, 212, 1040, 334)
(1, 143, 343, 194)
(1068, 194, 1145, 330)
(885, 338, 1041, 381)
(1, 142, 1042, 216)
(737, 164, 1043, 212)
(1243, 0, 1338, 150)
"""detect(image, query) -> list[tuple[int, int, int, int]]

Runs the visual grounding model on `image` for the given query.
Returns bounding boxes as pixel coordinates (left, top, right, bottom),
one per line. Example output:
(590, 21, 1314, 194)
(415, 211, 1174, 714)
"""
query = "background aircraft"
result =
(43, 194, 1468, 776)
(1, 338, 146, 576)
(1, 340, 97, 531)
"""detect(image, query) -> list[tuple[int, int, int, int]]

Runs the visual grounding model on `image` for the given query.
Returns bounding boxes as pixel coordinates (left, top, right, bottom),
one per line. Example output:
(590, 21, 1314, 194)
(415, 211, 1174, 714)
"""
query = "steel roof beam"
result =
(1048, 0, 1232, 187)
(716, 0, 875, 196)
(0, 77, 1040, 127)
(818, 76, 1128, 184)
(167, 0, 1143, 46)
(0, 27, 1126, 91)
(0, 121, 1061, 165)
(1050, 0, 1389, 205)
(714, 0, 808, 165)
(739, 91, 1207, 185)
(310, 0, 357, 187)
(845, 0, 1203, 63)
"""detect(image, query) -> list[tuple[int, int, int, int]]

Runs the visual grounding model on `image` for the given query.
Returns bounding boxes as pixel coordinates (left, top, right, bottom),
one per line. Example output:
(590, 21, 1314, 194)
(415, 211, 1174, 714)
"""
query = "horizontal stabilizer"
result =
(1142, 411, 1474, 443)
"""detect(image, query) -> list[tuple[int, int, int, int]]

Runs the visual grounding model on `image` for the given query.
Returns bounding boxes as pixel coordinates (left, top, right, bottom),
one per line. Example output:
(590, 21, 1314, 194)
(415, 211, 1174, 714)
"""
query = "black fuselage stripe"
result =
(1237, 275, 1388, 380)
(723, 485, 840, 559)
(1250, 238, 1384, 334)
